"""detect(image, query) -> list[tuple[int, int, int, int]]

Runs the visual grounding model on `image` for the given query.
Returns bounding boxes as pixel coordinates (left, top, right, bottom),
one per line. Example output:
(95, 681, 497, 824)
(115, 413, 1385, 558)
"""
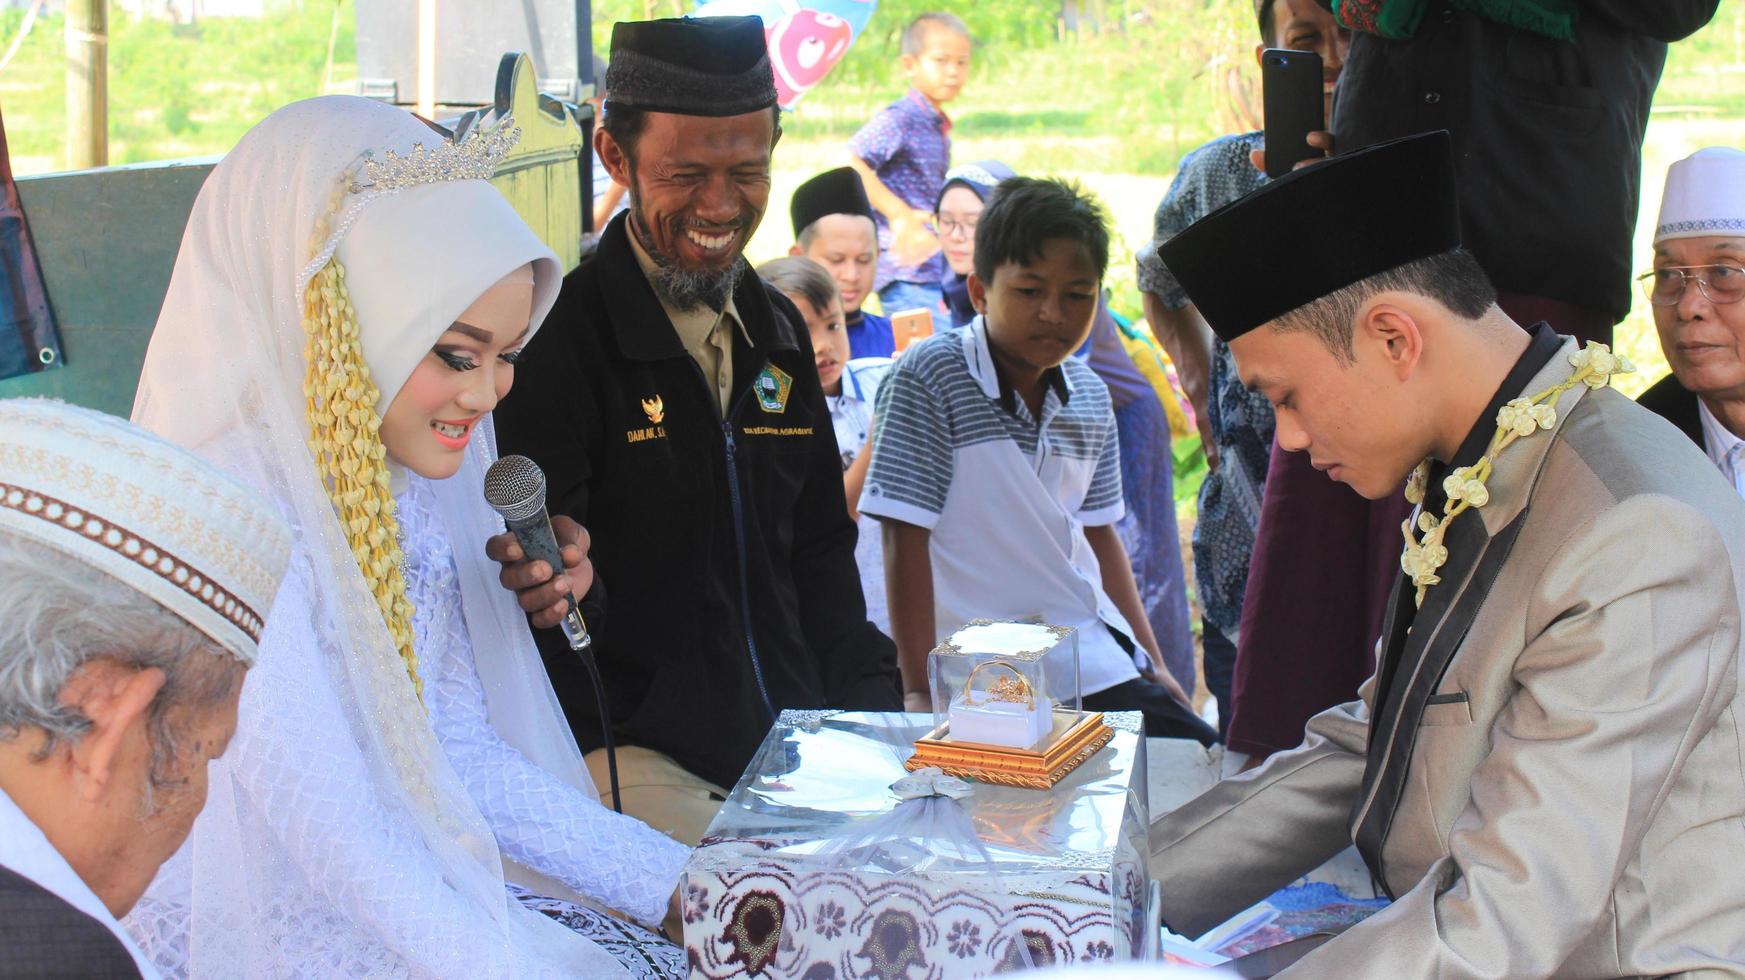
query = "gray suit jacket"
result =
(1152, 338, 1745, 977)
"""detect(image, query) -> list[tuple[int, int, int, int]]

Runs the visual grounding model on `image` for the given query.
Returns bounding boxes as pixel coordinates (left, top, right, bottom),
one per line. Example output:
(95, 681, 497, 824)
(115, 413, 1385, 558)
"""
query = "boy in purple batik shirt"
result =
(847, 12, 969, 328)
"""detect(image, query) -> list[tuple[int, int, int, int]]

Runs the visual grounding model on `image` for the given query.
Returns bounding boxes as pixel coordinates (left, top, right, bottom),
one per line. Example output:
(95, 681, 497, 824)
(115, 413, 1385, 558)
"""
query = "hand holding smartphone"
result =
(1261, 48, 1325, 179)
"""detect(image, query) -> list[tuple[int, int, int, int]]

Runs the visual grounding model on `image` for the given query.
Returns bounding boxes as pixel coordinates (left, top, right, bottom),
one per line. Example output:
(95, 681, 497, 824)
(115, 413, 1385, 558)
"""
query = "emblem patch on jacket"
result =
(753, 365, 793, 414)
(641, 395, 665, 425)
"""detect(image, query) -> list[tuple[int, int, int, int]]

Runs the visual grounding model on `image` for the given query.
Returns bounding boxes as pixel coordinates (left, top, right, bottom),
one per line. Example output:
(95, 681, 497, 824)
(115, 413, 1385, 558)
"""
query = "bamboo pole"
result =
(64, 0, 107, 170)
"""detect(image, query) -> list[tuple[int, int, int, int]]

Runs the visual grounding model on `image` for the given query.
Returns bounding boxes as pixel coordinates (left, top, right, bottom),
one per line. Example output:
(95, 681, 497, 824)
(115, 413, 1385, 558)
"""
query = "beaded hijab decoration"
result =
(300, 116, 519, 701)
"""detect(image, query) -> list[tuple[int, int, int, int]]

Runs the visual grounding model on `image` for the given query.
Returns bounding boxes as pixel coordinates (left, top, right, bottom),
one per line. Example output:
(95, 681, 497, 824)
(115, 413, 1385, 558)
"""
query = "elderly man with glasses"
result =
(1639, 148, 1745, 496)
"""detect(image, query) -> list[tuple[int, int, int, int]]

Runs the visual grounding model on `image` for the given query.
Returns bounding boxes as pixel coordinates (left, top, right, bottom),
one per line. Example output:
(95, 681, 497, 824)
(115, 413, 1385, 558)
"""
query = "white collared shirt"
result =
(0, 787, 162, 979)
(829, 357, 893, 633)
(827, 357, 892, 468)
(1697, 399, 1745, 499)
(859, 317, 1143, 695)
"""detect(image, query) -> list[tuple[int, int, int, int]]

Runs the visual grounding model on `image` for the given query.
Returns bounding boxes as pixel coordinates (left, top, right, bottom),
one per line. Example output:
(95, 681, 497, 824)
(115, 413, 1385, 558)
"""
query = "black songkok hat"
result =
(790, 167, 874, 238)
(606, 16, 777, 118)
(1159, 131, 1462, 343)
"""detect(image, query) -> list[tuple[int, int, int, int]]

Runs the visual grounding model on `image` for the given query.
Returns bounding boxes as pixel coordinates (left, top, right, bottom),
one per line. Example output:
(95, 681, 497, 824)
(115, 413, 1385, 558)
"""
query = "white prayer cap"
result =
(0, 399, 290, 665)
(1655, 146, 1745, 245)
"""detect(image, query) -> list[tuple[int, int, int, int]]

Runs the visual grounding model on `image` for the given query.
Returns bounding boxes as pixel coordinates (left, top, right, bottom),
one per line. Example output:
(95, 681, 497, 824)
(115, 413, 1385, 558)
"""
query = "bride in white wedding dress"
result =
(123, 96, 690, 978)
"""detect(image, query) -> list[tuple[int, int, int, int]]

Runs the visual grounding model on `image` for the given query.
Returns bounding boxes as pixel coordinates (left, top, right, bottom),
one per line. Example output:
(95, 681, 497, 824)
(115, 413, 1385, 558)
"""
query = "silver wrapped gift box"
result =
(681, 710, 1154, 976)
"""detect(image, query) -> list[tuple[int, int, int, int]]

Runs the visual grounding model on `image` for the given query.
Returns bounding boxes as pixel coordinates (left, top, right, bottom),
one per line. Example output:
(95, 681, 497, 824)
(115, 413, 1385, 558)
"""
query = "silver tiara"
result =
(349, 117, 521, 194)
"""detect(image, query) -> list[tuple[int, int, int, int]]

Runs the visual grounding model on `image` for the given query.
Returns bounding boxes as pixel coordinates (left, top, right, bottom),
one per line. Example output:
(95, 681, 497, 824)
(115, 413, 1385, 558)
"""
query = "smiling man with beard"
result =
(493, 15, 900, 847)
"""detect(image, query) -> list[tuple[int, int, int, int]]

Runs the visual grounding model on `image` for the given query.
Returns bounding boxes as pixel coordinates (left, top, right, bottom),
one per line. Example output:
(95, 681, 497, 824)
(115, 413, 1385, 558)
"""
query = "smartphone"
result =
(891, 308, 934, 352)
(1261, 48, 1325, 179)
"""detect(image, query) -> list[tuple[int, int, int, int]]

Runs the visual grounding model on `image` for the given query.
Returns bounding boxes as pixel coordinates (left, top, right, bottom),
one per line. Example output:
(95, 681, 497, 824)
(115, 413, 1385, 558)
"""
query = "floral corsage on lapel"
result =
(1400, 341, 1634, 607)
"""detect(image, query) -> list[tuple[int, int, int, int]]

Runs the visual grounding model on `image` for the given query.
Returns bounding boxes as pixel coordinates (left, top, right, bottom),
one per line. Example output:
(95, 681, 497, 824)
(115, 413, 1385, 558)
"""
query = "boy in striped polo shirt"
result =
(860, 177, 1216, 743)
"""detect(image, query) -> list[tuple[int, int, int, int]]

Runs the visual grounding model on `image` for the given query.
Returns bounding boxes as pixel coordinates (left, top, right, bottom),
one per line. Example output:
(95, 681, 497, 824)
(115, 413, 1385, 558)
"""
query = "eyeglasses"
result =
(937, 216, 978, 238)
(1637, 264, 1745, 307)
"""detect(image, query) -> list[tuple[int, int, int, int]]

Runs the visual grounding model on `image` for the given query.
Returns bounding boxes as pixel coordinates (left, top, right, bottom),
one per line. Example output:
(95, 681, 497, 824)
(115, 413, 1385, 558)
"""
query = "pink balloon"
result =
(766, 9, 853, 107)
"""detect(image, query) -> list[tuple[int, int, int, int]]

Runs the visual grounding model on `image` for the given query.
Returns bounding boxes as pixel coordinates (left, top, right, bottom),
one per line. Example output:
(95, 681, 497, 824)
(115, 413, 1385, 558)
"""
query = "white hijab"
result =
(127, 95, 624, 978)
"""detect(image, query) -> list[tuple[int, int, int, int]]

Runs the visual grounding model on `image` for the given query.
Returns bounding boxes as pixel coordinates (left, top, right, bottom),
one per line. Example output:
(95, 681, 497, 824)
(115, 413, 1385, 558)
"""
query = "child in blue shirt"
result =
(790, 167, 894, 358)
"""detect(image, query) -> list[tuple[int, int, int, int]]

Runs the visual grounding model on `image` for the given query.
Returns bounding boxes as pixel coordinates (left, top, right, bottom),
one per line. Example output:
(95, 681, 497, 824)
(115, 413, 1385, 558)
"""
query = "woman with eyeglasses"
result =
(1638, 147, 1745, 499)
(934, 161, 1015, 329)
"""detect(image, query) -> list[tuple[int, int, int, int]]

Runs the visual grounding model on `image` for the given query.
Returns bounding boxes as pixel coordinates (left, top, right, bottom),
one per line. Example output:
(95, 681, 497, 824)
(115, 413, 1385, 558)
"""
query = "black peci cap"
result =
(790, 167, 875, 238)
(605, 16, 778, 118)
(1158, 131, 1462, 342)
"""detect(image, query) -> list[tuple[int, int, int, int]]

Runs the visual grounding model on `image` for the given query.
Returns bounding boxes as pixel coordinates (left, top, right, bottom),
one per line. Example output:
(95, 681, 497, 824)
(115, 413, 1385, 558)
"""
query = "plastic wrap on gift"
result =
(682, 710, 1151, 977)
(912, 621, 1114, 788)
(930, 621, 1082, 741)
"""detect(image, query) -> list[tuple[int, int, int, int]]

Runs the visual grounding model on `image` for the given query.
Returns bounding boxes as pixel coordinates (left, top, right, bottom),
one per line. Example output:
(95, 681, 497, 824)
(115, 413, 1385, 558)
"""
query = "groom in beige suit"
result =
(1152, 131, 1745, 977)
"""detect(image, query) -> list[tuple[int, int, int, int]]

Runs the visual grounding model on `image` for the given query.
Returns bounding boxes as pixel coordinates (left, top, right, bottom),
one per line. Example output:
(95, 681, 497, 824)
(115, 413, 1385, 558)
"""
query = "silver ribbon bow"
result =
(891, 767, 974, 801)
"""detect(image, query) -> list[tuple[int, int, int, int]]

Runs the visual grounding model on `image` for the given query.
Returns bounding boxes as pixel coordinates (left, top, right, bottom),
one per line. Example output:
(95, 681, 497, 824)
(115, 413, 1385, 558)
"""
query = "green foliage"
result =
(587, 0, 1252, 171)
(1653, 4, 1745, 116)
(6, 0, 1731, 177)
(0, 0, 1735, 605)
(1, 1, 354, 169)
(1173, 433, 1208, 511)
(0, 0, 1740, 382)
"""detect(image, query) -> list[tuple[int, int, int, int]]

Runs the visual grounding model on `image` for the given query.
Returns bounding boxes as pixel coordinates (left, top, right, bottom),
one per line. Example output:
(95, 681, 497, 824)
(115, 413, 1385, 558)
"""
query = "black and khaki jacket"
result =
(496, 213, 901, 790)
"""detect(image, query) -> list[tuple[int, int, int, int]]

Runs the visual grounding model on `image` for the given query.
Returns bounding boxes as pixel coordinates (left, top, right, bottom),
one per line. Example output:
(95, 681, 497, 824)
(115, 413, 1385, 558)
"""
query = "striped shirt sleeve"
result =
(858, 353, 955, 530)
(1078, 403, 1125, 526)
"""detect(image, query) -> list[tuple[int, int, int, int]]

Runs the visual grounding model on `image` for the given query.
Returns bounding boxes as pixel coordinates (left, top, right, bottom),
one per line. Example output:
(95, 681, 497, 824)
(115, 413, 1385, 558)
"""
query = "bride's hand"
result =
(662, 887, 684, 940)
(485, 515, 595, 628)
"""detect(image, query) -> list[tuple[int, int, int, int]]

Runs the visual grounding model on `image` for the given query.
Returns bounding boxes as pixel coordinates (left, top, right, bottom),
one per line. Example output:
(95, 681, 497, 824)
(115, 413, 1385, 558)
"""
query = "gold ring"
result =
(964, 660, 1034, 708)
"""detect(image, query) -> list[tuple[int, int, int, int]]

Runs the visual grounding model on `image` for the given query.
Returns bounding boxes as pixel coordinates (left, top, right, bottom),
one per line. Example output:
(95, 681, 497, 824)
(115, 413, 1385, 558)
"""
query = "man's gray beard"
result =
(649, 253, 744, 312)
(631, 202, 744, 312)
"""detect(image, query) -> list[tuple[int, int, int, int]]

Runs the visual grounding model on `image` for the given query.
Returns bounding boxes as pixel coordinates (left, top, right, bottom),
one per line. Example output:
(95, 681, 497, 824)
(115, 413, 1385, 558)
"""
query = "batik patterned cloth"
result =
(683, 865, 1142, 977)
(1136, 131, 1276, 634)
(510, 885, 685, 979)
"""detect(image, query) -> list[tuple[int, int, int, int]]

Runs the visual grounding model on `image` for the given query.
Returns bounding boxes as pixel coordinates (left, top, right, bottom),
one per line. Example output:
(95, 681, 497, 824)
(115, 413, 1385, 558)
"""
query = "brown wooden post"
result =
(64, 0, 107, 170)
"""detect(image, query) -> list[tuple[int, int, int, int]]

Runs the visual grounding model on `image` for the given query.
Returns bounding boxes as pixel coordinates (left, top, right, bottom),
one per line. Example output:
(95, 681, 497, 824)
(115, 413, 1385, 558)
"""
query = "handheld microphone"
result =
(483, 455, 592, 651)
(483, 454, 621, 812)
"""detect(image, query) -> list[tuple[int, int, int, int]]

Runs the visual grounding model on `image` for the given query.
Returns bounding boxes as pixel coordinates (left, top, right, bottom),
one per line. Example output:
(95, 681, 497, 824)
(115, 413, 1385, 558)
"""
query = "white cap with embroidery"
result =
(0, 398, 290, 664)
(1655, 146, 1745, 245)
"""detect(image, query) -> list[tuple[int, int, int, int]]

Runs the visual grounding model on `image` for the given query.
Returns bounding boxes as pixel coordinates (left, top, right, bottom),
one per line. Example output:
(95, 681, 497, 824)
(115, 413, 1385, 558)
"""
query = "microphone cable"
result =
(576, 640, 623, 813)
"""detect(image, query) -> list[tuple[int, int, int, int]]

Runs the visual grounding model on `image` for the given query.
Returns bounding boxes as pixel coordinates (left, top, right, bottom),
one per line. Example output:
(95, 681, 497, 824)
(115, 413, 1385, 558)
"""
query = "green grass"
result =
(2, 0, 1742, 382)
(0, 1, 354, 170)
(3, 1, 1735, 673)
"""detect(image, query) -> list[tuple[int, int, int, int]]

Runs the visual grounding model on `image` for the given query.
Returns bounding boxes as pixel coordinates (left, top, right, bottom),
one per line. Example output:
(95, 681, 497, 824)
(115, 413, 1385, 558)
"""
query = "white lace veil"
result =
(127, 96, 624, 978)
